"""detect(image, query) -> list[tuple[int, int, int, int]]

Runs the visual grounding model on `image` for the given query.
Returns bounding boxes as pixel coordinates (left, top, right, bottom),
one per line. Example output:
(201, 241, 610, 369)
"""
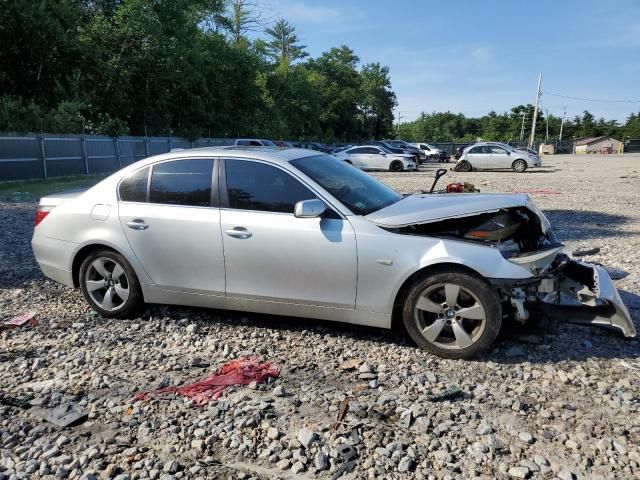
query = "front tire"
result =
(390, 160, 404, 172)
(512, 159, 528, 172)
(402, 271, 502, 359)
(457, 160, 472, 172)
(79, 250, 143, 318)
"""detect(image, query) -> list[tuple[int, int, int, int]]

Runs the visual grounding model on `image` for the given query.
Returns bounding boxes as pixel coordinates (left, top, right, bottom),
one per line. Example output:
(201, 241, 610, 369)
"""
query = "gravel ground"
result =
(1, 154, 639, 480)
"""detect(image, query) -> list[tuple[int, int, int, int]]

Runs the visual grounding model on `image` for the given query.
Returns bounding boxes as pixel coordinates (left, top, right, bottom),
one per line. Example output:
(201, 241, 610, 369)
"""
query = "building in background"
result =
(574, 136, 622, 154)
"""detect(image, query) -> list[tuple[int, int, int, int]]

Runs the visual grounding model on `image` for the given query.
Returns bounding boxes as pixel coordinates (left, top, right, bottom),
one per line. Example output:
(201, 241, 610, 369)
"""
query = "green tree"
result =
(264, 19, 308, 65)
(358, 63, 396, 140)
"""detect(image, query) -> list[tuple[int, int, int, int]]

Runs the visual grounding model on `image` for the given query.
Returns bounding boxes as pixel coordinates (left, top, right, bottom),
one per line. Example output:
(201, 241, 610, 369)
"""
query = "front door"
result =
(219, 158, 357, 308)
(118, 158, 225, 295)
(487, 146, 511, 168)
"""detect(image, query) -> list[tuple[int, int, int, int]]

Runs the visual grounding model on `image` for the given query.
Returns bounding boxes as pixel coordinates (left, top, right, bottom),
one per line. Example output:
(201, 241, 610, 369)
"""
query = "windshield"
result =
(261, 140, 276, 146)
(379, 146, 394, 154)
(291, 155, 402, 215)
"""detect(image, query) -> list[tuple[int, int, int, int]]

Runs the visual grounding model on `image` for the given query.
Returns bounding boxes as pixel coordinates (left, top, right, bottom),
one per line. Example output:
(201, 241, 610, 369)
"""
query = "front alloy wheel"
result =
(512, 159, 528, 172)
(457, 160, 472, 172)
(403, 271, 501, 358)
(79, 250, 142, 318)
(390, 160, 404, 172)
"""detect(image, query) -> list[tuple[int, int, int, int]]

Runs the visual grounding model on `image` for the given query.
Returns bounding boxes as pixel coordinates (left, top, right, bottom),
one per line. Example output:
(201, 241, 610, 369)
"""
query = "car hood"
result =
(366, 192, 548, 229)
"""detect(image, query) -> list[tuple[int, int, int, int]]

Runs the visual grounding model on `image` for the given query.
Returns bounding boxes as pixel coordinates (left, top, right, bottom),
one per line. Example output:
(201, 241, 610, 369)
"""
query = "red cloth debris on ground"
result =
(133, 357, 279, 405)
(1, 312, 37, 331)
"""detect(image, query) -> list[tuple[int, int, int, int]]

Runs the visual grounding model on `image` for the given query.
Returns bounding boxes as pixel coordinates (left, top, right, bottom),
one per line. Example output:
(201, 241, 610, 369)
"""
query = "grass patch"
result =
(0, 174, 107, 203)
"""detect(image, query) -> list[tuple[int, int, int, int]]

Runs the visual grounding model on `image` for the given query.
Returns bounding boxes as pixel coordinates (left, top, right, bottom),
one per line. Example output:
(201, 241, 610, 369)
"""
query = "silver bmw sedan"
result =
(32, 147, 635, 358)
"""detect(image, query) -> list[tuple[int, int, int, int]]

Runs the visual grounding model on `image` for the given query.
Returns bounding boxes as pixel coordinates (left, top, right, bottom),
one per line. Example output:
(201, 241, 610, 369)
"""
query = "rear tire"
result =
(457, 160, 472, 172)
(402, 270, 502, 359)
(512, 159, 527, 172)
(79, 250, 143, 318)
(390, 160, 404, 172)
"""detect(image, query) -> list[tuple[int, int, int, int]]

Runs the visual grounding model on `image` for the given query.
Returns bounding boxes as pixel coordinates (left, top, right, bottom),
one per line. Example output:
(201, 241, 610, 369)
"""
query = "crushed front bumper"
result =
(538, 260, 636, 337)
(499, 249, 636, 338)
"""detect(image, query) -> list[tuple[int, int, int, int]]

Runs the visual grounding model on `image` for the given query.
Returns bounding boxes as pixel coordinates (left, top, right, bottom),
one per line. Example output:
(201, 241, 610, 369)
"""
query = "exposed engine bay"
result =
(386, 206, 637, 338)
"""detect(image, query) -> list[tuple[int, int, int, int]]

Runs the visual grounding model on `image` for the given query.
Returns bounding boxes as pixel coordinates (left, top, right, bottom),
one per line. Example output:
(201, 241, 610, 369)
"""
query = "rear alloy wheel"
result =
(79, 250, 143, 318)
(457, 160, 472, 172)
(402, 271, 501, 359)
(390, 160, 404, 172)
(512, 159, 528, 173)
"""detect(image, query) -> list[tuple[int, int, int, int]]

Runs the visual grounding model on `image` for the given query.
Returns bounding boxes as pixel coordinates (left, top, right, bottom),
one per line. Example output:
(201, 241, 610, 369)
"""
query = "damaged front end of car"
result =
(390, 204, 636, 338)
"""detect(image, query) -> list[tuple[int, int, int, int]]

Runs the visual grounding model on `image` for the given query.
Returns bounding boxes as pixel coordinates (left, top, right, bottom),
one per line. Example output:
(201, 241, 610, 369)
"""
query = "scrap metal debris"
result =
(36, 402, 89, 427)
(1, 311, 37, 331)
(331, 397, 350, 432)
(427, 384, 464, 402)
(0, 395, 32, 410)
(572, 247, 601, 257)
(332, 444, 357, 479)
(133, 357, 279, 405)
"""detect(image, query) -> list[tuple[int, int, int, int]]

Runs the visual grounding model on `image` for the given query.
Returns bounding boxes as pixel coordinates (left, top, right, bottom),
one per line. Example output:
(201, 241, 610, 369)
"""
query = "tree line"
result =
(0, 0, 396, 141)
(398, 105, 640, 143)
(2, 1, 638, 144)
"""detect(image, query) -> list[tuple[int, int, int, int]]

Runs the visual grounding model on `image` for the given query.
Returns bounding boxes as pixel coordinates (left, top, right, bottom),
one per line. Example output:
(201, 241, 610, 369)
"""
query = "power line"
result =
(542, 91, 640, 104)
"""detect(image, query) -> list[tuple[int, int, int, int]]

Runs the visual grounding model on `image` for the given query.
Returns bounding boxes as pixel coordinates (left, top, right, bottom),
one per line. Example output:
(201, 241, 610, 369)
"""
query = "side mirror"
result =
(294, 199, 327, 218)
(507, 151, 511, 155)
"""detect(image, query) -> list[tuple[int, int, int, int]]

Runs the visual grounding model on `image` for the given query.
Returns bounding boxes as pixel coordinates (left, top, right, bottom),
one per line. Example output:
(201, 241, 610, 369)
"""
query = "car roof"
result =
(122, 146, 322, 171)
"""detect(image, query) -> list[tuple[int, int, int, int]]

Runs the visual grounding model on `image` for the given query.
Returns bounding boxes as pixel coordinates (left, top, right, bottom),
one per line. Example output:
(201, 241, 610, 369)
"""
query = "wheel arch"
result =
(391, 262, 484, 330)
(72, 243, 130, 288)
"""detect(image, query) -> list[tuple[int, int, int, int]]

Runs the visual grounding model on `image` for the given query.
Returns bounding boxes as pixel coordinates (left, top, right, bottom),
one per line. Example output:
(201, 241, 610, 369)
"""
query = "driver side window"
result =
(224, 159, 316, 214)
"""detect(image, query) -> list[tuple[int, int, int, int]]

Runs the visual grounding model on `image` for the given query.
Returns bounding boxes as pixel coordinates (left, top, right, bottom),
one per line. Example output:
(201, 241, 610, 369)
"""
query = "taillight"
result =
(34, 206, 53, 227)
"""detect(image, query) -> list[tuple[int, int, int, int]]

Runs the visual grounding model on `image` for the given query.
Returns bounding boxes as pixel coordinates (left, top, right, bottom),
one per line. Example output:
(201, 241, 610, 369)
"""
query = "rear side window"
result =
(119, 167, 149, 202)
(149, 159, 213, 207)
(225, 159, 316, 213)
(348, 147, 365, 154)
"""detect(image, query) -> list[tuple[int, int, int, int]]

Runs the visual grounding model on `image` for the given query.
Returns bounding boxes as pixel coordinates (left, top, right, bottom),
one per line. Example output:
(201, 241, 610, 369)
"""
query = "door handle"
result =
(225, 227, 252, 239)
(126, 219, 149, 230)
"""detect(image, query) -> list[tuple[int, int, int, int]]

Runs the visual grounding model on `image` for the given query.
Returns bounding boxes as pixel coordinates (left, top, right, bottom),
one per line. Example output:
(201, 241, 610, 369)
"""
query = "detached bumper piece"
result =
(539, 259, 636, 338)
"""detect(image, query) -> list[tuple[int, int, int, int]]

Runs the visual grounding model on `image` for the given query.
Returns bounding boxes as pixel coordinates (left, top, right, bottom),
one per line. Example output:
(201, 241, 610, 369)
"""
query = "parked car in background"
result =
(369, 141, 421, 164)
(455, 142, 540, 172)
(334, 145, 416, 171)
(454, 144, 470, 160)
(299, 142, 332, 153)
(233, 139, 276, 147)
(412, 143, 451, 162)
(515, 146, 539, 158)
(32, 147, 634, 359)
(386, 140, 427, 163)
(274, 140, 296, 148)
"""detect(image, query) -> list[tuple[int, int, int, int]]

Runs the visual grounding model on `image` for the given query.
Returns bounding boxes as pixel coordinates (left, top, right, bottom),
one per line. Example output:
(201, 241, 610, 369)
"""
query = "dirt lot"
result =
(1, 154, 639, 480)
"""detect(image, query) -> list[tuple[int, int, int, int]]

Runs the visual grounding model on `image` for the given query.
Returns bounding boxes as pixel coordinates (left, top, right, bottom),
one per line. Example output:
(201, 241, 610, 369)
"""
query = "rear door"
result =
(464, 146, 487, 169)
(219, 158, 357, 308)
(118, 158, 225, 294)
(346, 147, 368, 169)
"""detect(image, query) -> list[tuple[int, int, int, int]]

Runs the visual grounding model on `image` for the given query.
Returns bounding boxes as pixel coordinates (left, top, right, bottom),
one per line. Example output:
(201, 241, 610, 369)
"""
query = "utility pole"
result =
(519, 111, 527, 143)
(529, 72, 542, 149)
(559, 106, 566, 142)
(396, 110, 403, 137)
(545, 108, 549, 143)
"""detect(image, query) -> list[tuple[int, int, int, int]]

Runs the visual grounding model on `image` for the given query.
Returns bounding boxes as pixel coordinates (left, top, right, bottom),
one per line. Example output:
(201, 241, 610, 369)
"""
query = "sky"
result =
(271, 0, 640, 123)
